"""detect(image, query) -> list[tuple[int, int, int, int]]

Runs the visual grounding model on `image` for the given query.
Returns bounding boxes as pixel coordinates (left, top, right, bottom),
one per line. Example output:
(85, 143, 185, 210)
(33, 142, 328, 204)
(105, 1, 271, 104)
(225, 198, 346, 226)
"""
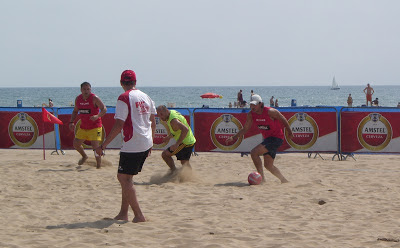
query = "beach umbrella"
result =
(200, 93, 223, 99)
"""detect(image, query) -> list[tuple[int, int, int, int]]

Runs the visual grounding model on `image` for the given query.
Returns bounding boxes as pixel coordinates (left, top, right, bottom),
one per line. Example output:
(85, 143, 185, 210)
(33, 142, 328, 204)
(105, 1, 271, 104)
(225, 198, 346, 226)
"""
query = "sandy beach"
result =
(1, 149, 400, 247)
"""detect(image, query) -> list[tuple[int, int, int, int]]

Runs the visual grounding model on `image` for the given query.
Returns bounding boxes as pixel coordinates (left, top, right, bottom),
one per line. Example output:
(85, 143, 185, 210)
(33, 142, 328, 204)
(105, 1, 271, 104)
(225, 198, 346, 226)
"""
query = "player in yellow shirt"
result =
(156, 105, 196, 172)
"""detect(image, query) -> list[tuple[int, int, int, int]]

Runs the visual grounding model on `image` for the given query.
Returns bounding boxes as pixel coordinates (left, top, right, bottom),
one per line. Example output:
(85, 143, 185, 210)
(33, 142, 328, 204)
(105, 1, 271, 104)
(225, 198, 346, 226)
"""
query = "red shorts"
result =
(366, 94, 372, 101)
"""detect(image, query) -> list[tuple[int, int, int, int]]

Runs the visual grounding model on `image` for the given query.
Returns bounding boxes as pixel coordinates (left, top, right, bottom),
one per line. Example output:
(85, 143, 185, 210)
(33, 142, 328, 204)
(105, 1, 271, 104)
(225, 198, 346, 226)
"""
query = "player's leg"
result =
(250, 144, 268, 181)
(91, 140, 101, 169)
(180, 160, 191, 168)
(162, 148, 176, 171)
(178, 145, 194, 169)
(263, 154, 288, 183)
(115, 173, 145, 223)
(114, 151, 148, 223)
(73, 138, 88, 165)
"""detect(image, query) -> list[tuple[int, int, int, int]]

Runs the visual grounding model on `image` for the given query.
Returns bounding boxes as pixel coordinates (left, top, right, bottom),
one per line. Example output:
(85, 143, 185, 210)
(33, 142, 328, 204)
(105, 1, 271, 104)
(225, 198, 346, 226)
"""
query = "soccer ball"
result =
(248, 172, 262, 185)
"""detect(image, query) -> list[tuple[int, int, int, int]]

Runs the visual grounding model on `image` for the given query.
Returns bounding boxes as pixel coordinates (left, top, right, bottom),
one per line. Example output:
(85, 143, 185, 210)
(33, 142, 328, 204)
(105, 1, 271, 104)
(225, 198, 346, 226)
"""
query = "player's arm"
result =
(94, 119, 124, 156)
(163, 133, 174, 141)
(268, 108, 293, 139)
(150, 114, 156, 141)
(103, 119, 124, 148)
(225, 112, 253, 144)
(95, 98, 126, 155)
(69, 98, 79, 131)
(91, 96, 107, 121)
(170, 118, 188, 145)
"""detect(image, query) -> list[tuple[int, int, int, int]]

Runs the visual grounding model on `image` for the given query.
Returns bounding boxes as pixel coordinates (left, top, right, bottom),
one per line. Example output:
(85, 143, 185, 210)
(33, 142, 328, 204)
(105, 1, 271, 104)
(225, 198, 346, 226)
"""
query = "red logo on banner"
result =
(8, 112, 39, 147)
(357, 113, 392, 151)
(285, 113, 319, 150)
(210, 114, 243, 151)
(153, 117, 170, 148)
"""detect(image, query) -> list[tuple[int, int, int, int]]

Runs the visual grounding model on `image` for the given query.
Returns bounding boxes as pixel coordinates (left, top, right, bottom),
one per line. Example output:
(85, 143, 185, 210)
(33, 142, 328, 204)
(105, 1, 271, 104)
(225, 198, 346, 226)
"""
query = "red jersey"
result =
(76, 93, 102, 129)
(251, 107, 284, 139)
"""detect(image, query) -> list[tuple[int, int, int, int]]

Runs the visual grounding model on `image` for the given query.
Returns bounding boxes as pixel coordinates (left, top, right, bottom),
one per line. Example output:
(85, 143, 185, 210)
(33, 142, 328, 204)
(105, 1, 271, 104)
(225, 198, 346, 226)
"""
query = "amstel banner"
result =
(193, 107, 338, 153)
(0, 108, 56, 149)
(153, 108, 192, 150)
(57, 107, 191, 150)
(340, 108, 400, 153)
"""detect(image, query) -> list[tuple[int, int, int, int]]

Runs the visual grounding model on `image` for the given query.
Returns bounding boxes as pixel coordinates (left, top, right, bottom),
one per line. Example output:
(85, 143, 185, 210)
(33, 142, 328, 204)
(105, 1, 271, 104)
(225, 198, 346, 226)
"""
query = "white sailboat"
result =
(331, 76, 340, 90)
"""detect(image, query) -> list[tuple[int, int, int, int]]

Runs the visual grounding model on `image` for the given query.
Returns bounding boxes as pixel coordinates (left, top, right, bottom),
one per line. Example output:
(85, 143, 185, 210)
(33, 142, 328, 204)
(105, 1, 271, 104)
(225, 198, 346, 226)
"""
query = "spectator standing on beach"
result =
(237, 90, 244, 107)
(347, 94, 353, 107)
(270, 96, 275, 107)
(250, 90, 255, 101)
(69, 82, 107, 169)
(225, 94, 292, 183)
(156, 105, 196, 173)
(95, 69, 156, 223)
(42, 98, 54, 107)
(275, 98, 279, 107)
(363, 83, 374, 106)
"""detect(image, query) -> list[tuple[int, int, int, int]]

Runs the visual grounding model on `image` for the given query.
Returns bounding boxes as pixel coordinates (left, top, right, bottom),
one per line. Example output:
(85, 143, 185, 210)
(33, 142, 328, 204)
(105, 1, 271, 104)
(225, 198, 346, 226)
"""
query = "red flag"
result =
(42, 107, 63, 125)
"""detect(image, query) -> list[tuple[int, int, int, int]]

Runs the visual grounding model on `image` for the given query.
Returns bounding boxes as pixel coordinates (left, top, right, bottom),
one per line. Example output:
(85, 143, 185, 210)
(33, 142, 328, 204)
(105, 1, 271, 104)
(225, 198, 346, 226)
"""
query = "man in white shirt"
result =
(95, 69, 156, 223)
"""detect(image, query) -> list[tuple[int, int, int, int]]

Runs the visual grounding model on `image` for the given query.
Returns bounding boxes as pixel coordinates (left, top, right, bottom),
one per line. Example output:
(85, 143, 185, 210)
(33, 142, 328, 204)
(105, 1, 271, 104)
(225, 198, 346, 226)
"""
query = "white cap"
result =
(250, 94, 262, 105)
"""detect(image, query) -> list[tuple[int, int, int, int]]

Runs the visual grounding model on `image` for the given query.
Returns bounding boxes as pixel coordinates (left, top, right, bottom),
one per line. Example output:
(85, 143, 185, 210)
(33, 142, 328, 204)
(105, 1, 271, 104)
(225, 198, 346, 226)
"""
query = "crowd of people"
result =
(347, 83, 380, 107)
(232, 90, 279, 108)
(229, 83, 395, 108)
(230, 83, 390, 108)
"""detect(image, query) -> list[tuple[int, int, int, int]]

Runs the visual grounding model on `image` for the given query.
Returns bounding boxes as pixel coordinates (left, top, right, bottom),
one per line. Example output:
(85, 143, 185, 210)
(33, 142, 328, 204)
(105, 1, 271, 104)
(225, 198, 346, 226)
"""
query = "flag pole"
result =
(41, 107, 63, 160)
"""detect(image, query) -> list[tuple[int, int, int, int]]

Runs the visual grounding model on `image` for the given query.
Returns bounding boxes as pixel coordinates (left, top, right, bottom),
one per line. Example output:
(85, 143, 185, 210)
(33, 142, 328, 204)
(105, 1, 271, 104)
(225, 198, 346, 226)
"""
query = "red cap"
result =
(120, 70, 136, 82)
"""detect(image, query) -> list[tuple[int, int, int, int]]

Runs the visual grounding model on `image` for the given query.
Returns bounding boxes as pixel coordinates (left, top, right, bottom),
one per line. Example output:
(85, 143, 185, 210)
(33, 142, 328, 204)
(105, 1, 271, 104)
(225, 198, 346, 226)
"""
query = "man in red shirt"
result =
(226, 94, 293, 183)
(69, 82, 107, 168)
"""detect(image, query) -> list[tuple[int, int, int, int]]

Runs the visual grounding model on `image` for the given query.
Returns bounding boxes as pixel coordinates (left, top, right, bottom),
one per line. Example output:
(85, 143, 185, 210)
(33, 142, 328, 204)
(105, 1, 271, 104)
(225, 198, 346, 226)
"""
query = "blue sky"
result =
(1, 0, 399, 87)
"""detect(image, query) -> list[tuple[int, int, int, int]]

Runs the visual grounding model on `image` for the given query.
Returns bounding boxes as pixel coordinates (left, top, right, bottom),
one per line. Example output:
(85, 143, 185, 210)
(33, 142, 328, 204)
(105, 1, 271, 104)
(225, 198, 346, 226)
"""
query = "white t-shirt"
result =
(114, 89, 156, 152)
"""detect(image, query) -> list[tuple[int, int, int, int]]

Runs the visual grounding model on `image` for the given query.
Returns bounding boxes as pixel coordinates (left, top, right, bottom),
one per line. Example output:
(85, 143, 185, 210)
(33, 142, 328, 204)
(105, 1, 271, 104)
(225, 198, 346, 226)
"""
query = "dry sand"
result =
(1, 149, 400, 247)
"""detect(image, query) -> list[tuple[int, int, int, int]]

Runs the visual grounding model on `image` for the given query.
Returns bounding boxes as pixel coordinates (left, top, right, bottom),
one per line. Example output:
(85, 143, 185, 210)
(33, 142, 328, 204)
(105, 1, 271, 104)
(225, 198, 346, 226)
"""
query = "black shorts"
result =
(167, 144, 195, 161)
(118, 149, 150, 175)
(261, 137, 283, 159)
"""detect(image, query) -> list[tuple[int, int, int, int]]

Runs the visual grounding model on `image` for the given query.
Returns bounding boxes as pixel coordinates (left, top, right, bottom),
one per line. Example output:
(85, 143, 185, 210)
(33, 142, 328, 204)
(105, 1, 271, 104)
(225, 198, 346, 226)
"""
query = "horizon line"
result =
(0, 84, 399, 88)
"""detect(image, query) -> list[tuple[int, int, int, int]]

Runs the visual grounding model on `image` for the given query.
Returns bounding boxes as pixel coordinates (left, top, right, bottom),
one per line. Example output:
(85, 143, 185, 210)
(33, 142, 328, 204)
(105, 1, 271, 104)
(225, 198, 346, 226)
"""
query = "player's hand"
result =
(170, 143, 179, 152)
(69, 122, 75, 131)
(90, 115, 99, 121)
(162, 136, 171, 143)
(286, 130, 294, 140)
(225, 136, 234, 145)
(94, 145, 105, 156)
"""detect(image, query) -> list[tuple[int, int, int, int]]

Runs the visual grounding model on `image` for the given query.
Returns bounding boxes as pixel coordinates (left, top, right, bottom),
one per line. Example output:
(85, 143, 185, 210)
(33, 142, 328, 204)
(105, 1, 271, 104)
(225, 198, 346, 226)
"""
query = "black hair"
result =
(120, 80, 136, 86)
(81, 82, 91, 88)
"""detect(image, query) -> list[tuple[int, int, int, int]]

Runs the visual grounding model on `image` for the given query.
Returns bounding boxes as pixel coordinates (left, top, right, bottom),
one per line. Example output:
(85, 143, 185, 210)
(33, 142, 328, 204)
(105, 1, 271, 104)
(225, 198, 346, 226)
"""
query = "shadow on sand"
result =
(46, 218, 127, 230)
(214, 182, 249, 187)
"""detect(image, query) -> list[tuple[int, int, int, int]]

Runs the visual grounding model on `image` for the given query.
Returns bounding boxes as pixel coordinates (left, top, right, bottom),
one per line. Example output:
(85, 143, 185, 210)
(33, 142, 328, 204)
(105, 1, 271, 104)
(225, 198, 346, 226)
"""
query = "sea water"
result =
(0, 85, 399, 108)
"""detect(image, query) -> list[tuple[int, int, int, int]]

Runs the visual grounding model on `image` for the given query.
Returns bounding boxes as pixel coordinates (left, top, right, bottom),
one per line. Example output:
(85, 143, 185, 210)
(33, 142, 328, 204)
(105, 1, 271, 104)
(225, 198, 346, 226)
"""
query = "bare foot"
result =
(133, 216, 146, 223)
(78, 156, 88, 165)
(114, 214, 128, 221)
(96, 164, 101, 169)
(281, 179, 289, 183)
